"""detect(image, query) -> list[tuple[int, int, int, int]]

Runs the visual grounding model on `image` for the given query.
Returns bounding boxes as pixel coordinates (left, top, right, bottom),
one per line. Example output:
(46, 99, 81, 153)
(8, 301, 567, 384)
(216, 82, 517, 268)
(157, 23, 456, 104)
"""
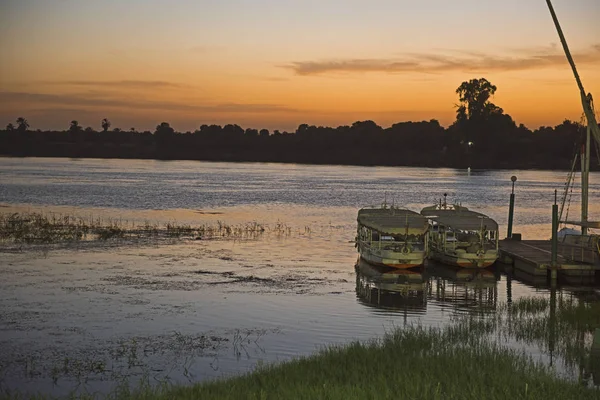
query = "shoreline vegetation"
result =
(3, 78, 599, 171)
(0, 212, 282, 245)
(3, 298, 599, 399)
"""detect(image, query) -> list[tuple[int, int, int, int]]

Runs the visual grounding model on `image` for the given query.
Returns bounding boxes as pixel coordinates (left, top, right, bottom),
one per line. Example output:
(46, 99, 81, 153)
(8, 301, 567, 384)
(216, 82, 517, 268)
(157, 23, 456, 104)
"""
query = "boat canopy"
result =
(421, 209, 499, 232)
(358, 208, 429, 235)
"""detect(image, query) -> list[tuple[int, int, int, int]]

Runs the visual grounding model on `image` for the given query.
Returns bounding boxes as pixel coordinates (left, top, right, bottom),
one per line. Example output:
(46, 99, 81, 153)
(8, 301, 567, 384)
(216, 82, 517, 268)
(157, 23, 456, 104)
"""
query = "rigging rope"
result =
(558, 145, 578, 226)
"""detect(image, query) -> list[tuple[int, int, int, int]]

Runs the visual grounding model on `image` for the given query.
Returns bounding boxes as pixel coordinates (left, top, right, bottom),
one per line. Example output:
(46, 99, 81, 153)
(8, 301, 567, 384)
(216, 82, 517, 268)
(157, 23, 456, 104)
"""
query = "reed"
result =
(0, 212, 271, 244)
(114, 321, 599, 399)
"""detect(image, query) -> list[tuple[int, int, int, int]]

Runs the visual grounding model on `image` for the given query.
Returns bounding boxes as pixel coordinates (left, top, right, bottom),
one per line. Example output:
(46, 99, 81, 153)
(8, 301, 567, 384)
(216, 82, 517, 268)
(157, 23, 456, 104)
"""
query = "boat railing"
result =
(361, 240, 426, 252)
(559, 234, 600, 264)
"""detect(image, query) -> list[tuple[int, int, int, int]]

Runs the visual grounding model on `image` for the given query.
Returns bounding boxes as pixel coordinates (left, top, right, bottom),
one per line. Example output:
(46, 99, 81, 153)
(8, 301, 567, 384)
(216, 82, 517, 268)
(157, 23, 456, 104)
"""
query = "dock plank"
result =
(499, 240, 600, 276)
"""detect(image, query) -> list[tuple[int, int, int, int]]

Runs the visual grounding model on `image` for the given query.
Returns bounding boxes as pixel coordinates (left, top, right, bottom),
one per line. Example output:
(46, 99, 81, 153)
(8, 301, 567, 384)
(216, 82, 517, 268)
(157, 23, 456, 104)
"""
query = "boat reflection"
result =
(426, 261, 499, 313)
(355, 259, 427, 314)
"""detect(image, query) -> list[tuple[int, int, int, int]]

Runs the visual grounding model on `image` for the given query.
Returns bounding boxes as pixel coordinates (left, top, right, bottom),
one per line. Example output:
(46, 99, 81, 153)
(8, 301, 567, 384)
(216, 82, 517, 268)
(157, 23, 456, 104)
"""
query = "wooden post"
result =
(507, 176, 517, 239)
(550, 191, 559, 283)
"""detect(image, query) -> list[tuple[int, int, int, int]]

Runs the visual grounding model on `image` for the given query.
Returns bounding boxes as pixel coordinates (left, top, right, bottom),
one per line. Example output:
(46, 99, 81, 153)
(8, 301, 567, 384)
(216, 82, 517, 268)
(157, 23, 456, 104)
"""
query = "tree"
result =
(245, 128, 258, 137)
(130, 127, 136, 133)
(6, 123, 15, 131)
(84, 127, 94, 133)
(453, 78, 506, 150)
(455, 78, 502, 121)
(259, 128, 270, 137)
(155, 122, 174, 136)
(69, 120, 82, 133)
(16, 117, 29, 133)
(101, 118, 111, 132)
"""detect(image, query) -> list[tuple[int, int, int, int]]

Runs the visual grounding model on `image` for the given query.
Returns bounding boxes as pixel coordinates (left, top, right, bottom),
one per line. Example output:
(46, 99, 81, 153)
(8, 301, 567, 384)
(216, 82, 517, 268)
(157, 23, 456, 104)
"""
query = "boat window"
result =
(372, 232, 380, 241)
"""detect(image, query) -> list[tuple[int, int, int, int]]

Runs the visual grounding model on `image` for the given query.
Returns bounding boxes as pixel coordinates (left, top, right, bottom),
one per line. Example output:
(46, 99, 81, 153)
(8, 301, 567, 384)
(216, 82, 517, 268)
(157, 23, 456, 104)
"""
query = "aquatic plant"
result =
(0, 212, 271, 245)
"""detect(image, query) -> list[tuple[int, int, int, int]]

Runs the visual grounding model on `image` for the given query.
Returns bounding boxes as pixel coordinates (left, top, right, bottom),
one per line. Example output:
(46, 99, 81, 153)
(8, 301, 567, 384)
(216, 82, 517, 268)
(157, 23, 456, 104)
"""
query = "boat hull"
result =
(359, 248, 426, 269)
(429, 249, 498, 268)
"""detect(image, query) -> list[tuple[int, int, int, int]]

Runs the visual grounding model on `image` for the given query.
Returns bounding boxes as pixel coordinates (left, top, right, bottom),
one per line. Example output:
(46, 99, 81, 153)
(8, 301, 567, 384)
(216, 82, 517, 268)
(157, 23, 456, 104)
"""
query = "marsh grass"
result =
(2, 303, 599, 399)
(494, 295, 600, 384)
(114, 321, 598, 399)
(0, 212, 272, 245)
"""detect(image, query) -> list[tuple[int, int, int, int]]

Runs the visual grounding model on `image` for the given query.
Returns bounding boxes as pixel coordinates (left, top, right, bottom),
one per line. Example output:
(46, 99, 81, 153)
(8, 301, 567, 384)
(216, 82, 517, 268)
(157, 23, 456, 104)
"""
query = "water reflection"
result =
(427, 262, 499, 313)
(355, 259, 427, 314)
(354, 259, 500, 315)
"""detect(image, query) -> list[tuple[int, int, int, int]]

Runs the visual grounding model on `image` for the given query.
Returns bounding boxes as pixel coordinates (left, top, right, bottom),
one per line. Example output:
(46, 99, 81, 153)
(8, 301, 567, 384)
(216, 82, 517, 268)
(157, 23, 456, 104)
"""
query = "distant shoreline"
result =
(2, 123, 598, 172)
(1, 153, 597, 172)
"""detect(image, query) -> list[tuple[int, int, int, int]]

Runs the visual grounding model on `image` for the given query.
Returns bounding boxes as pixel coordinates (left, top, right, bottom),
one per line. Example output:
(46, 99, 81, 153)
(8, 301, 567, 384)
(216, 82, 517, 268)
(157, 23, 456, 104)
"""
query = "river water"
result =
(0, 157, 599, 397)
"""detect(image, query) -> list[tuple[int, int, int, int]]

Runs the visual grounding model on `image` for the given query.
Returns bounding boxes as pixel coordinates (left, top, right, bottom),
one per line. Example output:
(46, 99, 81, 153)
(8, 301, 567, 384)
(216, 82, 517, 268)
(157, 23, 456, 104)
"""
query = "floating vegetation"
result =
(0, 212, 274, 245)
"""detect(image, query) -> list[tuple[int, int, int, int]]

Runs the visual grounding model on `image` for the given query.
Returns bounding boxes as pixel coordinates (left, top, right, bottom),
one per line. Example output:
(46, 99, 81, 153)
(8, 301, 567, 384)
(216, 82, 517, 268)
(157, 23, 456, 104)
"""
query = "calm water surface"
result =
(0, 157, 599, 397)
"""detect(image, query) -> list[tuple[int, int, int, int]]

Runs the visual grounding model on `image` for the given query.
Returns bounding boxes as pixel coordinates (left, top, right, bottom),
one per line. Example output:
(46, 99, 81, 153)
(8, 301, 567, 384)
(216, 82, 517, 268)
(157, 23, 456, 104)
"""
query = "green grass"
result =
(7, 318, 596, 400)
(119, 322, 597, 400)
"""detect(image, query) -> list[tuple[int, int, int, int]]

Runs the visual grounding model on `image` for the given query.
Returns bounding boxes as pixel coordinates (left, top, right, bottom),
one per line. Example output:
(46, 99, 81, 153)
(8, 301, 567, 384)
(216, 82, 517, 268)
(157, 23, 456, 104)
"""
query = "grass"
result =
(4, 317, 597, 400)
(494, 295, 600, 383)
(112, 321, 598, 399)
(0, 212, 273, 244)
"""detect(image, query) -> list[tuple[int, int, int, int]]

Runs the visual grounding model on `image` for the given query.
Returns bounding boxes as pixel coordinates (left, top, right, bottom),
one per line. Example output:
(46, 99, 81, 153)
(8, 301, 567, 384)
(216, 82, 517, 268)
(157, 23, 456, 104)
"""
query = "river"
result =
(1, 157, 599, 397)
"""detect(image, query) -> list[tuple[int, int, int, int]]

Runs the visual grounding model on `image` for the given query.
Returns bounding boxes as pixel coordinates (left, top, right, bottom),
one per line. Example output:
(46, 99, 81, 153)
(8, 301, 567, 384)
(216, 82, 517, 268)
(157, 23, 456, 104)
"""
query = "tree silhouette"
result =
(155, 122, 175, 137)
(6, 123, 15, 131)
(16, 117, 29, 133)
(101, 118, 111, 133)
(245, 128, 258, 137)
(453, 78, 506, 150)
(259, 128, 270, 137)
(69, 120, 82, 133)
(455, 78, 502, 121)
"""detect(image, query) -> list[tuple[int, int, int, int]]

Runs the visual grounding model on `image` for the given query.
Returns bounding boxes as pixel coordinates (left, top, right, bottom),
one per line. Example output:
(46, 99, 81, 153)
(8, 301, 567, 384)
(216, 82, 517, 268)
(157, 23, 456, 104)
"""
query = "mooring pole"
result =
(550, 190, 559, 282)
(507, 175, 517, 239)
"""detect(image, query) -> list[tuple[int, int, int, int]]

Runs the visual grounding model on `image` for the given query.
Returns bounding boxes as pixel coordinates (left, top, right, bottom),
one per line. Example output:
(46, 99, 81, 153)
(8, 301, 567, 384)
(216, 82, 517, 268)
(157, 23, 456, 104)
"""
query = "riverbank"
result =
(8, 313, 598, 399)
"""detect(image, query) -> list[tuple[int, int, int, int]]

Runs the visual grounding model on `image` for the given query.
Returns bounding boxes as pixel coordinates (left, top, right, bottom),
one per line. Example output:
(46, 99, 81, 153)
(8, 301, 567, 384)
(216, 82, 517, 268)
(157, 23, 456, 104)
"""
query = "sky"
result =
(1, 0, 599, 132)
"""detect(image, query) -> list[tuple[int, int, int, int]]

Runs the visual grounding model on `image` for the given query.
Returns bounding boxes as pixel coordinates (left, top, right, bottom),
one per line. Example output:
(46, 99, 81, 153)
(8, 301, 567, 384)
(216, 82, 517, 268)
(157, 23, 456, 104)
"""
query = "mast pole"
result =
(582, 125, 591, 234)
(545, 0, 600, 234)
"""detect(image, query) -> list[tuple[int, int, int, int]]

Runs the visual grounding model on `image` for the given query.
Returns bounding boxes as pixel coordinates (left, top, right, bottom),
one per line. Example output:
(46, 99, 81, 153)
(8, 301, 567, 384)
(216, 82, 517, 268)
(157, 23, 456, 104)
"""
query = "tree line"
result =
(1, 78, 597, 170)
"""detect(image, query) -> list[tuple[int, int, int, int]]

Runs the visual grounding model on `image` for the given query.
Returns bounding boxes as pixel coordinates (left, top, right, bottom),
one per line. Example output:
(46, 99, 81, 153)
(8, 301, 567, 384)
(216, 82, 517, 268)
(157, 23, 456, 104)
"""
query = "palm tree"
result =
(101, 118, 111, 132)
(16, 117, 29, 132)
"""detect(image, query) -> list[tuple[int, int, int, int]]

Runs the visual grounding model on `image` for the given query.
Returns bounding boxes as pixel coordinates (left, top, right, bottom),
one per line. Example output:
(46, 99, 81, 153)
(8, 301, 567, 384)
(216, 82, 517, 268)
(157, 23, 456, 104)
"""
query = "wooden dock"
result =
(499, 239, 600, 278)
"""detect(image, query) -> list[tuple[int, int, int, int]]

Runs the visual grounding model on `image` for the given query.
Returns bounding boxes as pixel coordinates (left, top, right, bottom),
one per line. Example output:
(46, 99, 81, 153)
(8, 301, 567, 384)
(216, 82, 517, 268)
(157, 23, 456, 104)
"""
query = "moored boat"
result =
(356, 205, 429, 269)
(421, 195, 499, 268)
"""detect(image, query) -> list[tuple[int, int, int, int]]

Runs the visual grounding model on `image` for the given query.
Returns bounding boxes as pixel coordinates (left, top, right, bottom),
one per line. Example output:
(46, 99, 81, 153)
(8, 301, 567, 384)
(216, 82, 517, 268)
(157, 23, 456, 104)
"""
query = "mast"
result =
(545, 0, 600, 233)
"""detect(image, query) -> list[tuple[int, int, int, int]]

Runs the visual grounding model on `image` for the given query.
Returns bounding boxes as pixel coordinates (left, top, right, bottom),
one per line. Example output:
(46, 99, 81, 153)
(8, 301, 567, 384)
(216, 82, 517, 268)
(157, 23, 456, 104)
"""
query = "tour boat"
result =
(421, 195, 499, 268)
(356, 204, 429, 269)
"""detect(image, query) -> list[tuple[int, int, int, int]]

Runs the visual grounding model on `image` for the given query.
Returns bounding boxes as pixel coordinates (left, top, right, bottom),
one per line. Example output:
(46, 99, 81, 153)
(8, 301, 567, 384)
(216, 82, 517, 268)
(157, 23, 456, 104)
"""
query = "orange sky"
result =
(1, 0, 599, 132)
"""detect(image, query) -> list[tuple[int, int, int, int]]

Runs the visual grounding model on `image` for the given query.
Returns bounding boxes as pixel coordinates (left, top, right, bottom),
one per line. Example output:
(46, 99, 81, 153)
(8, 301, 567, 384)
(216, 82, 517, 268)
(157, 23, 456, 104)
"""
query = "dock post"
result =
(550, 190, 559, 282)
(548, 287, 556, 365)
(507, 176, 517, 239)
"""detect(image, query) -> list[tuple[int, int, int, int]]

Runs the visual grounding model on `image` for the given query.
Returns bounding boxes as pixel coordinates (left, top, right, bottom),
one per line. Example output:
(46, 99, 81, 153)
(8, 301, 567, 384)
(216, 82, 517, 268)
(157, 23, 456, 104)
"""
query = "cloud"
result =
(284, 44, 600, 76)
(39, 80, 190, 89)
(0, 91, 300, 114)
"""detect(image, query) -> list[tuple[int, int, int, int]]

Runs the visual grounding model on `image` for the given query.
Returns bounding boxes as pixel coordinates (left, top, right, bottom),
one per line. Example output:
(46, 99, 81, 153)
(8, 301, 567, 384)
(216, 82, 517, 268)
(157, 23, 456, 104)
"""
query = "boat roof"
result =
(420, 208, 498, 231)
(357, 207, 429, 235)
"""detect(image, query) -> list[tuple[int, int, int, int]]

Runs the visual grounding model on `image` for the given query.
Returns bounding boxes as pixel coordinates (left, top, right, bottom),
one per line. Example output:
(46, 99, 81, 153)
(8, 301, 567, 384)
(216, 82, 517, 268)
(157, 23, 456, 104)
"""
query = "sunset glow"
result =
(1, 0, 599, 132)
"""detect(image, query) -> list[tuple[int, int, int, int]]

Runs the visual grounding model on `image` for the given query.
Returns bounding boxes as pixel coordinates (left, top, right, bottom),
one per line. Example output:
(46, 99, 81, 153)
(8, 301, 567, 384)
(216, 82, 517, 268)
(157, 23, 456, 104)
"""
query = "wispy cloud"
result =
(284, 44, 600, 76)
(38, 80, 190, 89)
(0, 91, 300, 114)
